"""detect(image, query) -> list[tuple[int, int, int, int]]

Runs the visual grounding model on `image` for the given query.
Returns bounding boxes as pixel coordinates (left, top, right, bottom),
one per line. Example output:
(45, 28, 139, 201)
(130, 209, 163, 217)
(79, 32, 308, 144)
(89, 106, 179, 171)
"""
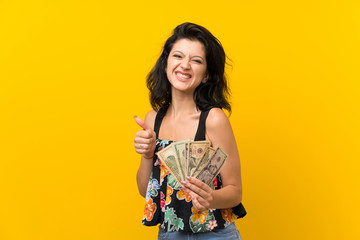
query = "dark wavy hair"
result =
(147, 22, 231, 113)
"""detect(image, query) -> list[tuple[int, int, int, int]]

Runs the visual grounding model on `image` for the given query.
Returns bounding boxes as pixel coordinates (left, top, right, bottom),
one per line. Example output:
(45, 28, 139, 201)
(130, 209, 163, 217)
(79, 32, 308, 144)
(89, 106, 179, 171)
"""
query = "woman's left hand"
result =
(181, 176, 214, 211)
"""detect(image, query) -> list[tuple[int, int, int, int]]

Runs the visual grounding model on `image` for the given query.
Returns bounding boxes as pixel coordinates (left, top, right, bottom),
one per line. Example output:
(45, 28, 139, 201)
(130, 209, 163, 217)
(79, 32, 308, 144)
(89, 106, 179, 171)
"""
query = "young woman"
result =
(134, 22, 246, 239)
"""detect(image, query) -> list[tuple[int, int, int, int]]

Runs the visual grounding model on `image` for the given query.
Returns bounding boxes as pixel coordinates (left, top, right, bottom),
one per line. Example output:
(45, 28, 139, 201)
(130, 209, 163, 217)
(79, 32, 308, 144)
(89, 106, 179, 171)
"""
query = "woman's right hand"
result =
(134, 116, 156, 159)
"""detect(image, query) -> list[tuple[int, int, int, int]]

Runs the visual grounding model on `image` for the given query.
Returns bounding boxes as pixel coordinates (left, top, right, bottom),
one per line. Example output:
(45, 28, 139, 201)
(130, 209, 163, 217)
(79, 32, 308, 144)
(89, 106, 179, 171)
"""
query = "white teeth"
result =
(176, 73, 191, 79)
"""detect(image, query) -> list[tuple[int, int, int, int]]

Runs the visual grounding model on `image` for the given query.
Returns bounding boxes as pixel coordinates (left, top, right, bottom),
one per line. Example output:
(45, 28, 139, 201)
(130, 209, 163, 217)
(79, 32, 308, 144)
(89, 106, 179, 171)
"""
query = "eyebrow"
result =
(173, 50, 205, 61)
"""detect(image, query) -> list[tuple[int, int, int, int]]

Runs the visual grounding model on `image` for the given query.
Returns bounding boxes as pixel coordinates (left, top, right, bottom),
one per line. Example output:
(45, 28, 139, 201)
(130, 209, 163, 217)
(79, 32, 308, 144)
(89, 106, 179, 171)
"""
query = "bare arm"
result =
(134, 110, 157, 197)
(182, 108, 242, 210)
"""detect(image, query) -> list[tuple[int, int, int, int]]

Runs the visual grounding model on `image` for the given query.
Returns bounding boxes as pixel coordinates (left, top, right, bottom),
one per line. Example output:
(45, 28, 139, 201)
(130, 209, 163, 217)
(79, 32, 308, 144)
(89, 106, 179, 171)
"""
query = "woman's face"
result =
(166, 38, 208, 94)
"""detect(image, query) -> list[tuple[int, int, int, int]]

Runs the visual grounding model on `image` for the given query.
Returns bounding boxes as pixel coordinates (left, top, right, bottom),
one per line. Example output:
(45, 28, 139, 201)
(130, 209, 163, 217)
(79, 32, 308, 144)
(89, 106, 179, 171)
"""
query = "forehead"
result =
(171, 38, 206, 57)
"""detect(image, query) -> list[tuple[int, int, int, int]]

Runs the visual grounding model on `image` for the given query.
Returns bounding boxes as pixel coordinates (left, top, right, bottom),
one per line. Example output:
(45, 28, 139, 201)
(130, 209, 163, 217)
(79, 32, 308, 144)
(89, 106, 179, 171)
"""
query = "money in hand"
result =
(172, 139, 192, 181)
(157, 144, 183, 184)
(156, 140, 228, 186)
(190, 147, 215, 178)
(186, 141, 210, 177)
(195, 147, 228, 185)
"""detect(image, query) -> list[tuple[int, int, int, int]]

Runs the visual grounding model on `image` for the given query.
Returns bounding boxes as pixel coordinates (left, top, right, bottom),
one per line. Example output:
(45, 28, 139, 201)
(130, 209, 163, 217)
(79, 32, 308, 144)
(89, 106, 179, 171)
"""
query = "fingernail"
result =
(186, 176, 191, 180)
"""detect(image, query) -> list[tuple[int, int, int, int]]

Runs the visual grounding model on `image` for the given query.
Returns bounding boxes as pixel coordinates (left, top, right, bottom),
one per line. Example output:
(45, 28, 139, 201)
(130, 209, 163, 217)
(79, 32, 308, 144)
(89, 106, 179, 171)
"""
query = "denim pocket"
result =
(208, 223, 241, 239)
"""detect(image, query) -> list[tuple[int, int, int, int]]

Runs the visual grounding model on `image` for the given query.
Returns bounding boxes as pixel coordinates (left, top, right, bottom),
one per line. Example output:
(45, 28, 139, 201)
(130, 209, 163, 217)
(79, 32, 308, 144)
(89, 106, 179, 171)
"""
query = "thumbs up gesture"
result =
(134, 116, 156, 159)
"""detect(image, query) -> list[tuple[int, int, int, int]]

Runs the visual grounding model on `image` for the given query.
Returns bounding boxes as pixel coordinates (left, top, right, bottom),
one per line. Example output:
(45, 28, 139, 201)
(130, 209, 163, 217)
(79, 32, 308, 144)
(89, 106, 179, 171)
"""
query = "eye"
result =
(193, 59, 202, 64)
(173, 54, 182, 58)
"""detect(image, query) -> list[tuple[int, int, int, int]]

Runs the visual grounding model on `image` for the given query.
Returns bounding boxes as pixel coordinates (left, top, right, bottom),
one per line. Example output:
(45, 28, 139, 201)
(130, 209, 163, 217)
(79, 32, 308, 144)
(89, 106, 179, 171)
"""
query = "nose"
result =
(180, 58, 190, 69)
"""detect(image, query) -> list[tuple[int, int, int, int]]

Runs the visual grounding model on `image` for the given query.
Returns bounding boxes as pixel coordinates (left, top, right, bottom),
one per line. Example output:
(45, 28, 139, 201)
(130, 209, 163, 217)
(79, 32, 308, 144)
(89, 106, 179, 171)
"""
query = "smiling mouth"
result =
(176, 72, 192, 79)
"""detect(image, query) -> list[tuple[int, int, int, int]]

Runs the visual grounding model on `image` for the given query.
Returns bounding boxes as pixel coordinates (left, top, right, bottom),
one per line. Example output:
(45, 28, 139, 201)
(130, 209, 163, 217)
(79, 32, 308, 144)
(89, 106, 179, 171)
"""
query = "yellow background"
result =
(1, 0, 359, 239)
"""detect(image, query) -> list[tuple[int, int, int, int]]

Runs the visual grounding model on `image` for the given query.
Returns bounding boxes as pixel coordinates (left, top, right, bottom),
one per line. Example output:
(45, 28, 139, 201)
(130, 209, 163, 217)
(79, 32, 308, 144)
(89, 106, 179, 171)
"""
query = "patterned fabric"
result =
(142, 139, 246, 233)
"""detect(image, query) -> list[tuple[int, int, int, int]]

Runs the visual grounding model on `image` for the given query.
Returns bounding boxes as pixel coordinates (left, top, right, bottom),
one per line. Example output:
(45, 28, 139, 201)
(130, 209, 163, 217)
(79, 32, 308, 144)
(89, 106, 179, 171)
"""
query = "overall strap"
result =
(194, 108, 212, 141)
(154, 108, 167, 139)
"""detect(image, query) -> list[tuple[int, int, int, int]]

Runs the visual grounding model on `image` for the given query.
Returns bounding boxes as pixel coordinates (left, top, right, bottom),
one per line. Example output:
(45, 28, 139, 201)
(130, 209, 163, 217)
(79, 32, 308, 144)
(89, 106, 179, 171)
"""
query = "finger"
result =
(185, 182, 207, 198)
(135, 147, 152, 154)
(194, 195, 211, 209)
(183, 183, 211, 208)
(136, 130, 154, 139)
(192, 196, 206, 211)
(181, 183, 198, 197)
(187, 176, 211, 191)
(146, 128, 156, 138)
(184, 177, 210, 197)
(182, 185, 204, 205)
(134, 115, 147, 130)
(134, 143, 150, 150)
(134, 136, 153, 144)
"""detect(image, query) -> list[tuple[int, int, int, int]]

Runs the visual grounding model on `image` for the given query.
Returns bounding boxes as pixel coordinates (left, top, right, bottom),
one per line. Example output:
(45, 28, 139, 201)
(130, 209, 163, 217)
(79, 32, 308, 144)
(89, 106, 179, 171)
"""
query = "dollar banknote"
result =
(157, 144, 183, 184)
(190, 147, 215, 178)
(194, 147, 228, 185)
(156, 140, 228, 186)
(186, 141, 210, 177)
(184, 142, 190, 177)
(172, 139, 192, 181)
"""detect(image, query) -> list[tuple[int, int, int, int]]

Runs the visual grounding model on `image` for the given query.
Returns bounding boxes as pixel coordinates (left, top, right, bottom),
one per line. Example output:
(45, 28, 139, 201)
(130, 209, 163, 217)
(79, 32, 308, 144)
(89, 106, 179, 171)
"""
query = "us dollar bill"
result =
(195, 147, 228, 185)
(157, 144, 183, 184)
(190, 147, 215, 178)
(186, 141, 210, 177)
(184, 142, 190, 177)
(172, 139, 192, 182)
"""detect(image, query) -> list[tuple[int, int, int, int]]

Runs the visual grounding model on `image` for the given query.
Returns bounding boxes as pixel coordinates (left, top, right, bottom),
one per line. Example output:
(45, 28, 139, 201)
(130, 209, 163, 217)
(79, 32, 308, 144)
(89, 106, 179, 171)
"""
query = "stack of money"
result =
(156, 140, 228, 186)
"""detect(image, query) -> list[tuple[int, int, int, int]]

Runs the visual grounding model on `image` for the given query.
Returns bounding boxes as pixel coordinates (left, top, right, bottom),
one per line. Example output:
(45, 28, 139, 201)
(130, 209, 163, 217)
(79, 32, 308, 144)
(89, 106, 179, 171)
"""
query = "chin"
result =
(171, 85, 195, 94)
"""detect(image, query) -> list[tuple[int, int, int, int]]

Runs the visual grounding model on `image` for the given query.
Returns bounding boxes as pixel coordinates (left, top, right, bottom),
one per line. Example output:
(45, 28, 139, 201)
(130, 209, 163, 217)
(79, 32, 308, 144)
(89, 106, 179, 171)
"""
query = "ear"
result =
(202, 72, 209, 83)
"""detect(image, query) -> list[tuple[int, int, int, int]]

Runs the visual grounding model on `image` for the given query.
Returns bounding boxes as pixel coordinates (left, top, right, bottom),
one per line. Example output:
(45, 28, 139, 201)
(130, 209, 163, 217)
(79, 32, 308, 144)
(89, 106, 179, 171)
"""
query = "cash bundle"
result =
(156, 140, 228, 186)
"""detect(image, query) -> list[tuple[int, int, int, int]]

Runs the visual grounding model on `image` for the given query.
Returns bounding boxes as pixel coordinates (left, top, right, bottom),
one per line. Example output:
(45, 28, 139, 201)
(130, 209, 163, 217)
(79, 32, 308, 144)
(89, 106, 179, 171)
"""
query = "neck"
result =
(168, 89, 199, 120)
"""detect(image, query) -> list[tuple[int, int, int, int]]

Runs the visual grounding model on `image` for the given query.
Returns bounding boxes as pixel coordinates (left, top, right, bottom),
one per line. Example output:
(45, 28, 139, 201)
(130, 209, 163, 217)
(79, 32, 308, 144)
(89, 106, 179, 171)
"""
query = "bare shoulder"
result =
(144, 109, 157, 130)
(206, 108, 234, 146)
(206, 108, 231, 130)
